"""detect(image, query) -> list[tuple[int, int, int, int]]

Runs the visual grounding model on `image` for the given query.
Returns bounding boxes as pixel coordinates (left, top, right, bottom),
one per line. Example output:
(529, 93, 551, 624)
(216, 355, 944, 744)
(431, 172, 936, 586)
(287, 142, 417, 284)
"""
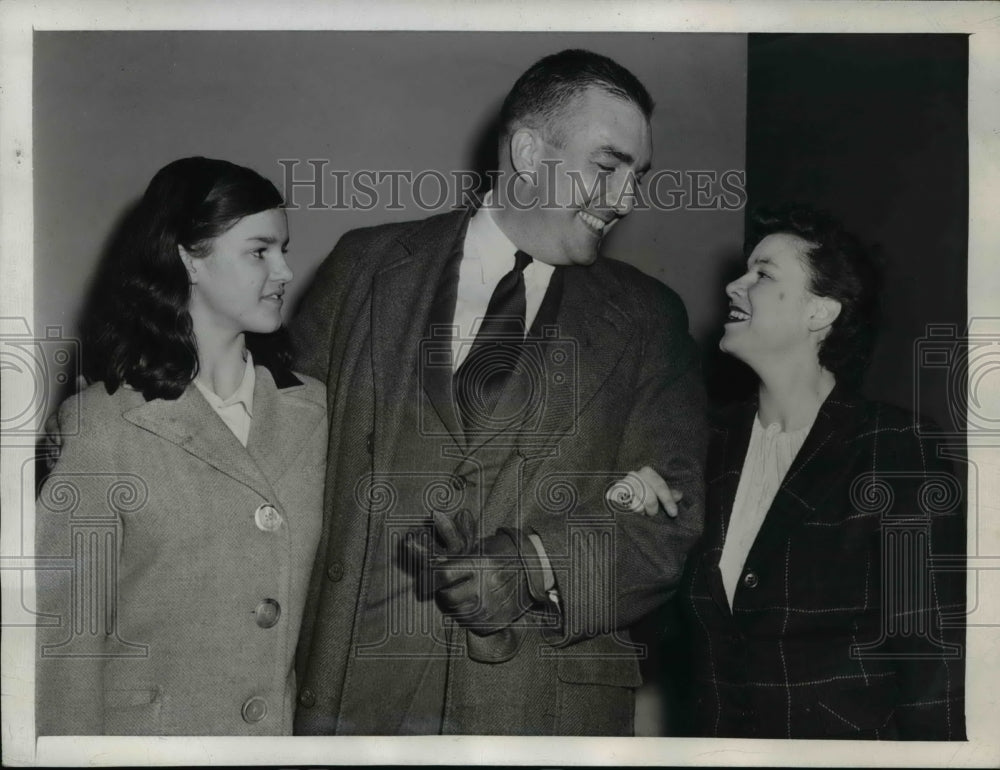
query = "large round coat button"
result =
(326, 562, 344, 582)
(254, 599, 281, 628)
(254, 503, 283, 532)
(242, 696, 268, 723)
(742, 571, 759, 589)
(298, 688, 316, 707)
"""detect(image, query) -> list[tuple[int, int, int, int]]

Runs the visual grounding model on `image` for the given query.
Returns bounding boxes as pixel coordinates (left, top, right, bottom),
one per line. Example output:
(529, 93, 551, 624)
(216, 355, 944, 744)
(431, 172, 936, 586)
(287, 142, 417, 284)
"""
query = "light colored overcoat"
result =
(36, 365, 326, 735)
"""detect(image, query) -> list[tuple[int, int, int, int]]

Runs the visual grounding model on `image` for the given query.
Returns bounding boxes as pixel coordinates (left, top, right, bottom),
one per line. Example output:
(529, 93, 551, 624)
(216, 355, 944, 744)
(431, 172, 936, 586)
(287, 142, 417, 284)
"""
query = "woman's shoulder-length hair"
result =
(82, 157, 290, 401)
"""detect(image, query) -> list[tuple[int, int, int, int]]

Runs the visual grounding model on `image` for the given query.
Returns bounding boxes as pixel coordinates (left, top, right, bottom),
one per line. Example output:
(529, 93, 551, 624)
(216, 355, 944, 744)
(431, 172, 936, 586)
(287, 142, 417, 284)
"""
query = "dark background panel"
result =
(658, 33, 970, 739)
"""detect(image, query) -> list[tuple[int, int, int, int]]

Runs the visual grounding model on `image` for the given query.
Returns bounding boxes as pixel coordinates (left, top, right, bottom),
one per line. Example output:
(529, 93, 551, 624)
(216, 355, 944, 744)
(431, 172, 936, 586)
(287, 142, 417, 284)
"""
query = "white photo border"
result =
(2, 0, 998, 766)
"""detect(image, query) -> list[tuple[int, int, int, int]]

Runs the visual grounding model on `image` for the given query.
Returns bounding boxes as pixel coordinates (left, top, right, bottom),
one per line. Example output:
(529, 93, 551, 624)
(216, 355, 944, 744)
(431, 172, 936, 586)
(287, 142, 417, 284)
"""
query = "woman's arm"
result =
(35, 390, 119, 735)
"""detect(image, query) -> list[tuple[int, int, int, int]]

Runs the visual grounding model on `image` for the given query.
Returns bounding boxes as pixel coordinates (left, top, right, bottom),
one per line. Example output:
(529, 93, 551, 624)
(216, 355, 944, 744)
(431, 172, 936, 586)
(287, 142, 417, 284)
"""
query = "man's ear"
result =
(178, 245, 198, 284)
(508, 127, 541, 178)
(808, 296, 841, 333)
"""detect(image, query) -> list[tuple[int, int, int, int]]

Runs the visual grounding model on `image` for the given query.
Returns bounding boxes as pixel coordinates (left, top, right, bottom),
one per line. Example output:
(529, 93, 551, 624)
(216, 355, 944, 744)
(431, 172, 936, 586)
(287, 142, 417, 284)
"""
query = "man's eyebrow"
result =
(596, 145, 651, 174)
(749, 256, 776, 268)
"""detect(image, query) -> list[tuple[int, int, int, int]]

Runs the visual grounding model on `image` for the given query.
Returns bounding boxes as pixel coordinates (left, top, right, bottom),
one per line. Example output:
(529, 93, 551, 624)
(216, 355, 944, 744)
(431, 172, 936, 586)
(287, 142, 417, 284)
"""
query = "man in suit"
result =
(291, 49, 707, 736)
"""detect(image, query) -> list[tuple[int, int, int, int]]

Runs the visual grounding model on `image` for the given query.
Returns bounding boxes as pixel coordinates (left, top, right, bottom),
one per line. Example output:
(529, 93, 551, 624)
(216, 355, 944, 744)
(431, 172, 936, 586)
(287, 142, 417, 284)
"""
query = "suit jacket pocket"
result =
(104, 685, 164, 735)
(556, 654, 642, 688)
(813, 677, 899, 738)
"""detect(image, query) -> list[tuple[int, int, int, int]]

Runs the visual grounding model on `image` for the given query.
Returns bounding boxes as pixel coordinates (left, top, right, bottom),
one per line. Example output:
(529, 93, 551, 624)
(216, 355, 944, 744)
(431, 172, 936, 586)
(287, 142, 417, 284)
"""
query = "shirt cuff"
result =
(527, 533, 560, 605)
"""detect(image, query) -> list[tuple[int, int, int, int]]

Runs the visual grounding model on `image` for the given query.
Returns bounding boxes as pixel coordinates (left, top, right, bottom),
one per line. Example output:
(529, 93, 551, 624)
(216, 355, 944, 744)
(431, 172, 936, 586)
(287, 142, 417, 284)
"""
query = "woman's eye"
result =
(251, 248, 266, 259)
(596, 164, 614, 173)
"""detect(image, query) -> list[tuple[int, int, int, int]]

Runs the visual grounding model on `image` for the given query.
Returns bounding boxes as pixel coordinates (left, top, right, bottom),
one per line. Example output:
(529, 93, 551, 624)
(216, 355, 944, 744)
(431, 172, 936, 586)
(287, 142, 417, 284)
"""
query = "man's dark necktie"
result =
(454, 249, 533, 434)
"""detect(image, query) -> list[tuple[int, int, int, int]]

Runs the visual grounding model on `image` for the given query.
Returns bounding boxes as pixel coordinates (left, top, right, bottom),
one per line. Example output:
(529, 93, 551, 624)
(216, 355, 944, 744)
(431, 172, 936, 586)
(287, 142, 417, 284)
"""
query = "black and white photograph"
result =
(1, 0, 998, 766)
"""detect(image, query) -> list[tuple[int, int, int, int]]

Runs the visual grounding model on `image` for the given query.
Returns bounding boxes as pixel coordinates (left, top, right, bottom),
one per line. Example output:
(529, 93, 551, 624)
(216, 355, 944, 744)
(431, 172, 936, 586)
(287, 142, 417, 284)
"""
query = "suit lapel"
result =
(493, 263, 634, 457)
(372, 210, 471, 459)
(546, 264, 634, 434)
(246, 366, 324, 488)
(123, 385, 270, 498)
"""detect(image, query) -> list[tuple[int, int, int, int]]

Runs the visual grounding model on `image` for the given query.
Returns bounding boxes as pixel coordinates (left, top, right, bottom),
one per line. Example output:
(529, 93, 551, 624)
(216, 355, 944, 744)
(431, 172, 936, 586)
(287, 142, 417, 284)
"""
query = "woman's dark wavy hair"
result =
(83, 157, 288, 401)
(746, 204, 884, 387)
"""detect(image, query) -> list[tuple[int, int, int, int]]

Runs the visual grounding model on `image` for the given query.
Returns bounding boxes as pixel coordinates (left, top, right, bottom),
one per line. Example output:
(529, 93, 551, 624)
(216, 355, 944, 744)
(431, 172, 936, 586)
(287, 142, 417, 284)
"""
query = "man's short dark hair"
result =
(499, 49, 654, 145)
(747, 204, 884, 387)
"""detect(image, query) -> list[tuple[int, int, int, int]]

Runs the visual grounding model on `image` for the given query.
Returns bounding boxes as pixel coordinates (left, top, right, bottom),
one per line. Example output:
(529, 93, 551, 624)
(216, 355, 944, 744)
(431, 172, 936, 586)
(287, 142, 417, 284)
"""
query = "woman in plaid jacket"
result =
(615, 206, 965, 739)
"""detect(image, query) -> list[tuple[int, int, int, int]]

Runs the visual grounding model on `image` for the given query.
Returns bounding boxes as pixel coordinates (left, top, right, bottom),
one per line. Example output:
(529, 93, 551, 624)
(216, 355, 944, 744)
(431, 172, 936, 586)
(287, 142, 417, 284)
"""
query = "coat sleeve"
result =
(35, 390, 121, 735)
(530, 280, 708, 645)
(880, 419, 966, 740)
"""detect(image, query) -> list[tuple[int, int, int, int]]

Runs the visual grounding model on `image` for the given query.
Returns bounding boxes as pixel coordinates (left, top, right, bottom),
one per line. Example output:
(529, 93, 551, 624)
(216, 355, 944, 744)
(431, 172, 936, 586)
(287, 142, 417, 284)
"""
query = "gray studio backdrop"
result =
(33, 31, 747, 412)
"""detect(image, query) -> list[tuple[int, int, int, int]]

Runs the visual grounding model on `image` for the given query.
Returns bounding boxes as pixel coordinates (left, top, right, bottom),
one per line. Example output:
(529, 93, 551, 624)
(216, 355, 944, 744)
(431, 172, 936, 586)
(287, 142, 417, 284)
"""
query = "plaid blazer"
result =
(679, 384, 966, 739)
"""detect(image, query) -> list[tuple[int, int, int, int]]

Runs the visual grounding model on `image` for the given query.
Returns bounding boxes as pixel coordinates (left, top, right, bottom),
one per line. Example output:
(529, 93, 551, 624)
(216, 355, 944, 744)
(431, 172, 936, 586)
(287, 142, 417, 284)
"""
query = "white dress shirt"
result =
(452, 190, 555, 371)
(193, 352, 256, 448)
(719, 412, 812, 607)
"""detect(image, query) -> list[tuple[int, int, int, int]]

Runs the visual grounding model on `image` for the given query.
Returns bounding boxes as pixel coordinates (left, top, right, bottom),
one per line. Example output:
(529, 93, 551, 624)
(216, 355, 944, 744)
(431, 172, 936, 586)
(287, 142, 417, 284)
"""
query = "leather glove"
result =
(431, 526, 550, 636)
(400, 508, 477, 600)
(400, 511, 554, 662)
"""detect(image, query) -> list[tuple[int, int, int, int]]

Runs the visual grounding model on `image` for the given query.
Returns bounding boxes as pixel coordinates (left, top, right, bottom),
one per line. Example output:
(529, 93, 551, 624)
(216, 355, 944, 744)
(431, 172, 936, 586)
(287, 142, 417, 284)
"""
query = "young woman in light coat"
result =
(36, 157, 327, 735)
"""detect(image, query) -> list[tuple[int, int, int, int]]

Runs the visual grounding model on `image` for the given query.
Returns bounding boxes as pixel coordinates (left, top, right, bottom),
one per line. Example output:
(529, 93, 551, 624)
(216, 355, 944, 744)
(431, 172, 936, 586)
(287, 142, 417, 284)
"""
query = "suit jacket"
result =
(290, 208, 707, 735)
(680, 384, 966, 739)
(35, 365, 327, 735)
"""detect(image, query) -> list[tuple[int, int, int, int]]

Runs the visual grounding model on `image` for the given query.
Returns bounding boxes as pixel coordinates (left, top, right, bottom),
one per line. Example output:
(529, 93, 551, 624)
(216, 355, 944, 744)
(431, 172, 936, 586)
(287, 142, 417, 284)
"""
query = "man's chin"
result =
(568, 241, 601, 266)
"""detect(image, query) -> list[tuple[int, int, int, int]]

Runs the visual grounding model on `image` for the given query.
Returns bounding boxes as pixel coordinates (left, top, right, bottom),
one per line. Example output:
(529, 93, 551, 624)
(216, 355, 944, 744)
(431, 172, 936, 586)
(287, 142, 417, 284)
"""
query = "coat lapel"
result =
(703, 401, 756, 618)
(372, 210, 471, 460)
(521, 262, 633, 450)
(741, 385, 866, 567)
(420, 230, 467, 446)
(246, 366, 325, 488)
(122, 384, 271, 498)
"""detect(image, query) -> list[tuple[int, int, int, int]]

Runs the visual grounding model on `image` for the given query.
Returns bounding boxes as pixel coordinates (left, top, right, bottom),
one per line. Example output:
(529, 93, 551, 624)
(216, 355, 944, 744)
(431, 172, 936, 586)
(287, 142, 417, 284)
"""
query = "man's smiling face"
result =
(516, 87, 652, 266)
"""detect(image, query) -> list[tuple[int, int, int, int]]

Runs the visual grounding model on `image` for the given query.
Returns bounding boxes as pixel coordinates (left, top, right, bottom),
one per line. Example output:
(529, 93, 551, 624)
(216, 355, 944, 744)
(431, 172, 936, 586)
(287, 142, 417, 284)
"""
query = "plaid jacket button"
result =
(742, 570, 759, 589)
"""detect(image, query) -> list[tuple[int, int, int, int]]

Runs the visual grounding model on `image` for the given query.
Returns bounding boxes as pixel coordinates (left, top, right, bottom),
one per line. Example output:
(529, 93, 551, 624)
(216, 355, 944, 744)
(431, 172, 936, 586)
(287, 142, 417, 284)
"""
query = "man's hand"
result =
(606, 465, 684, 517)
(401, 512, 548, 637)
(430, 530, 537, 636)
